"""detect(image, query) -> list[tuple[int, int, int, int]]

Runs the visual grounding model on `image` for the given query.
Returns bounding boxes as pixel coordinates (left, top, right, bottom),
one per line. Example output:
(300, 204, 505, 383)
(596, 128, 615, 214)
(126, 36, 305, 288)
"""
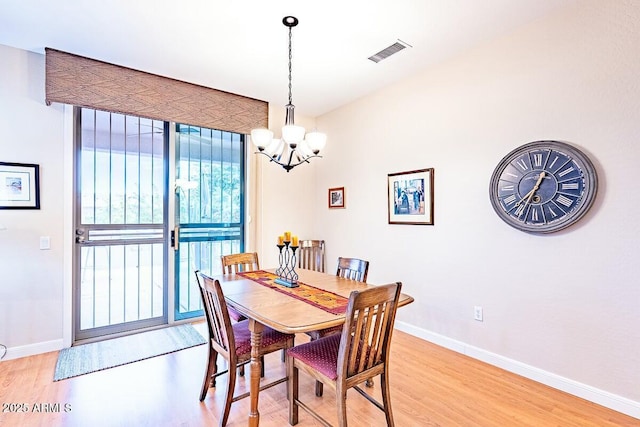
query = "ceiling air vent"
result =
(368, 39, 412, 63)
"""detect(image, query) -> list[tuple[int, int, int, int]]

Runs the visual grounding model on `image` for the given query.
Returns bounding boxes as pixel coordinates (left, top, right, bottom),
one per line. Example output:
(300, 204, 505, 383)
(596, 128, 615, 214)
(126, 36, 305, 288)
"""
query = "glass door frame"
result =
(72, 108, 170, 342)
(173, 124, 246, 321)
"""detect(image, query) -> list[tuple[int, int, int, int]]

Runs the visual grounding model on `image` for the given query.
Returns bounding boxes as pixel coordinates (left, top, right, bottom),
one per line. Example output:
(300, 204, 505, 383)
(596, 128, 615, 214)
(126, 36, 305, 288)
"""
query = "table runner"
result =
(237, 270, 348, 315)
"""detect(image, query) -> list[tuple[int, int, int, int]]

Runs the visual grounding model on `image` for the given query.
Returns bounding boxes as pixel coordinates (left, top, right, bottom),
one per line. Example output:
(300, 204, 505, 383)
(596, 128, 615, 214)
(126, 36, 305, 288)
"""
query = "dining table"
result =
(214, 267, 414, 427)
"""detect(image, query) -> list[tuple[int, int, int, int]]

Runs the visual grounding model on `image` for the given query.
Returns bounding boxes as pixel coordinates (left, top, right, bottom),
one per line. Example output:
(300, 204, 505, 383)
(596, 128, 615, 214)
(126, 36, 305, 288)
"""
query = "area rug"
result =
(53, 324, 206, 381)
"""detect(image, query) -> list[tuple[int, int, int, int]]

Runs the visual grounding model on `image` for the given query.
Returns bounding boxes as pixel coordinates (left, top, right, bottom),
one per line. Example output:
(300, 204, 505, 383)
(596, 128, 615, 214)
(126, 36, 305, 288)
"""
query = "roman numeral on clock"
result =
(558, 166, 575, 177)
(556, 194, 573, 207)
(503, 194, 517, 205)
(516, 158, 528, 170)
(533, 154, 543, 167)
(561, 182, 579, 190)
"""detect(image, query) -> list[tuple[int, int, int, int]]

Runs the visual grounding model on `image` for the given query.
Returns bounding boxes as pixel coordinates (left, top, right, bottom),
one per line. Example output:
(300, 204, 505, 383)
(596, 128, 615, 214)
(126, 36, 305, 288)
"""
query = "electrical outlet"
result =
(474, 306, 483, 322)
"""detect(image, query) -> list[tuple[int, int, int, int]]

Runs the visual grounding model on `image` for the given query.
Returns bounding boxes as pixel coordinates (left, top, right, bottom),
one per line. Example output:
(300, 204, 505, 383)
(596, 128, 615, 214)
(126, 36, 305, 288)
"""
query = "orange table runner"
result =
(237, 270, 348, 315)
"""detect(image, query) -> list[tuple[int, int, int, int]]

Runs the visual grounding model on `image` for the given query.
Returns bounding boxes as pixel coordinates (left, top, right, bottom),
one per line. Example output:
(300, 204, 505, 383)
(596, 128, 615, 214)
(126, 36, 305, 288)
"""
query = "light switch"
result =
(39, 236, 51, 250)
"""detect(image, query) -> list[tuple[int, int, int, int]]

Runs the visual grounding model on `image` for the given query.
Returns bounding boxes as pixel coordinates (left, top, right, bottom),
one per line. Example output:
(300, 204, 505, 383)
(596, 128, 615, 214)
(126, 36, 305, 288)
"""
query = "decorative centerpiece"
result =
(275, 231, 299, 287)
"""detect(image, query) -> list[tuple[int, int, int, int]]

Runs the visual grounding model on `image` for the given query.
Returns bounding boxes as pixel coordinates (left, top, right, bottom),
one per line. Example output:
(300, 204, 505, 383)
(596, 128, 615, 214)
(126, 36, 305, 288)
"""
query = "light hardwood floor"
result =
(0, 328, 637, 427)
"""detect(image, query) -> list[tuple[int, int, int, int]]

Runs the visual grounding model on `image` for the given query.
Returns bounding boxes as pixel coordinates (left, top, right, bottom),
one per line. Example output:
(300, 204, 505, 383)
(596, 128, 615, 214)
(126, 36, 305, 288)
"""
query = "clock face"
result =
(489, 140, 598, 234)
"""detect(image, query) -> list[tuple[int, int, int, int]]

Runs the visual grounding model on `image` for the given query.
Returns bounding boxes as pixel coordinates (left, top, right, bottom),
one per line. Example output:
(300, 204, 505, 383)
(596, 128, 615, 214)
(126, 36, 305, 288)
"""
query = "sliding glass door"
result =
(73, 109, 246, 339)
(74, 108, 169, 341)
(174, 124, 245, 320)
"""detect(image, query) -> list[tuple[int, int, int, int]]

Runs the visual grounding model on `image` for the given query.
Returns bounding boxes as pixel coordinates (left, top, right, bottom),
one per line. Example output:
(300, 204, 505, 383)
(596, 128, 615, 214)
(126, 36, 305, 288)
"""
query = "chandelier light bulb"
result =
(264, 138, 282, 156)
(296, 139, 313, 158)
(305, 131, 327, 154)
(250, 128, 274, 151)
(282, 124, 305, 147)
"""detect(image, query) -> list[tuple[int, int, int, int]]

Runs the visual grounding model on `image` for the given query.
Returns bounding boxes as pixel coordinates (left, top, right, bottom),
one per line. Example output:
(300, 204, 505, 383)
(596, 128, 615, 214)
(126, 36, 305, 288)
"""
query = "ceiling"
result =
(0, 0, 574, 118)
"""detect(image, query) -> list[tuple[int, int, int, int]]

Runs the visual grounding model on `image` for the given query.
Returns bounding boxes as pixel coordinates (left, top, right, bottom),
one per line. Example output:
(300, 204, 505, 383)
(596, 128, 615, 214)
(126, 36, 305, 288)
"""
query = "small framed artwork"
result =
(0, 162, 40, 209)
(328, 187, 345, 209)
(388, 168, 434, 225)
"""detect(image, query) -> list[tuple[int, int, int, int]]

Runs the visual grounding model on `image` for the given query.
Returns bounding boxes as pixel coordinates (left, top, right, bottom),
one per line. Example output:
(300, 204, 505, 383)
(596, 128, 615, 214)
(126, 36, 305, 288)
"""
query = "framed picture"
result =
(328, 187, 345, 209)
(388, 168, 434, 225)
(0, 162, 40, 209)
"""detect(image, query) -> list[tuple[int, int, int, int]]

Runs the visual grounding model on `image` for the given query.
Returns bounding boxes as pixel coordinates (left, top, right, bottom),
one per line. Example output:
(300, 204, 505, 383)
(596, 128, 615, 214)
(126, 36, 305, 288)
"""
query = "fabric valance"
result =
(45, 48, 268, 134)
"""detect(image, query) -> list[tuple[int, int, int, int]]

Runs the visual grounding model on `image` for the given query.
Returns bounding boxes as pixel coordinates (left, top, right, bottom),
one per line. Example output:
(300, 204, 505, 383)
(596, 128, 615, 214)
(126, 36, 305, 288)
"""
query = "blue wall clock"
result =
(489, 140, 598, 234)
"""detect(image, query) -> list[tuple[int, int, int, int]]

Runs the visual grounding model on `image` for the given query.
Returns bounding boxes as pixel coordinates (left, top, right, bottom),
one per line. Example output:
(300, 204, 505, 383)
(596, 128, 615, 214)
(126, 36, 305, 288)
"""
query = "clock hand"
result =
(515, 172, 546, 207)
(515, 172, 546, 218)
(515, 188, 535, 207)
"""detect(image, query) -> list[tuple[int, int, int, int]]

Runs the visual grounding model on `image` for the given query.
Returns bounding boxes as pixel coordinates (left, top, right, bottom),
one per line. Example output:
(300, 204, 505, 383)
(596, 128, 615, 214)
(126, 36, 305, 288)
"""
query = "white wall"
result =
(0, 44, 68, 357)
(313, 0, 639, 416)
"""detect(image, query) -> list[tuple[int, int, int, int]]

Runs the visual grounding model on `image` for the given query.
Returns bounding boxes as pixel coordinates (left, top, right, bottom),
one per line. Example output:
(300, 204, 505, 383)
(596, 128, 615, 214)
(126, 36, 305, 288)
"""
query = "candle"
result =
(278, 235, 284, 245)
(284, 231, 291, 242)
(292, 235, 299, 247)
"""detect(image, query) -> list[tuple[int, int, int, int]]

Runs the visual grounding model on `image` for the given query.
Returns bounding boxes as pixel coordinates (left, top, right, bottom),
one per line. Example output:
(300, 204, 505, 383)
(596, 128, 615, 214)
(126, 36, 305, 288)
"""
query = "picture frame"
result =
(328, 187, 345, 209)
(0, 162, 40, 209)
(388, 168, 434, 225)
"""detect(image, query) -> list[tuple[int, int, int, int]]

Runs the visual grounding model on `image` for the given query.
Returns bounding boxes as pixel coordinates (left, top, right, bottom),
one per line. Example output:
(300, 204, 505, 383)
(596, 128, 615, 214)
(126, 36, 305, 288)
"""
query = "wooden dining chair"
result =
(305, 256, 370, 396)
(336, 256, 369, 282)
(297, 239, 326, 272)
(218, 252, 261, 376)
(220, 252, 260, 322)
(287, 282, 403, 427)
(221, 252, 260, 274)
(221, 251, 294, 367)
(196, 271, 294, 427)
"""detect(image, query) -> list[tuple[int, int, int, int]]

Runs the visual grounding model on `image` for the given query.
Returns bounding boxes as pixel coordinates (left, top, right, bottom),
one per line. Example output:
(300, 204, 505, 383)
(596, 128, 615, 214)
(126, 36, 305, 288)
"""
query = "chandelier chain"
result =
(288, 25, 293, 105)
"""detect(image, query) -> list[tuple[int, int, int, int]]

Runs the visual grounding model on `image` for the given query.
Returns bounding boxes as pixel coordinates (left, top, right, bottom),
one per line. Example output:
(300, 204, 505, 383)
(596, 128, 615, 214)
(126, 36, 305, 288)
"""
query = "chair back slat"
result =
(336, 257, 369, 282)
(195, 271, 236, 364)
(221, 252, 260, 274)
(298, 240, 326, 272)
(366, 305, 384, 368)
(358, 307, 376, 373)
(371, 301, 392, 364)
(347, 308, 365, 374)
(338, 283, 402, 379)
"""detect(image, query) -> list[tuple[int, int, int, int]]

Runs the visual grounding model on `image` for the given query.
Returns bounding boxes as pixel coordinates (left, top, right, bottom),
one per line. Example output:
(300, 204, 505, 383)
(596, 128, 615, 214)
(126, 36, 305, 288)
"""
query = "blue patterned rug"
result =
(53, 324, 206, 381)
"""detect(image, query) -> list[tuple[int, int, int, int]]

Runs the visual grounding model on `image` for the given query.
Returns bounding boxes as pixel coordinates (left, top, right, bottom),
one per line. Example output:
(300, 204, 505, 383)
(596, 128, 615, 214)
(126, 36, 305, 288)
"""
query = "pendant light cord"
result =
(288, 25, 293, 106)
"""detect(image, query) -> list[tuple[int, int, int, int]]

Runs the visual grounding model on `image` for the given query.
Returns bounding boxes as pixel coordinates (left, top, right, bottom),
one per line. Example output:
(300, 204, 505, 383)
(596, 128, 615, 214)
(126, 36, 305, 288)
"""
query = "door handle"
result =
(75, 228, 86, 244)
(171, 226, 179, 250)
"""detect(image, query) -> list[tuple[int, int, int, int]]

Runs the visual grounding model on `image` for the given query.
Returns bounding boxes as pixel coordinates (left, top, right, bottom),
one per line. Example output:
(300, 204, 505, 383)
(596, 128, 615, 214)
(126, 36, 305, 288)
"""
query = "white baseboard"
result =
(0, 339, 64, 362)
(395, 321, 640, 420)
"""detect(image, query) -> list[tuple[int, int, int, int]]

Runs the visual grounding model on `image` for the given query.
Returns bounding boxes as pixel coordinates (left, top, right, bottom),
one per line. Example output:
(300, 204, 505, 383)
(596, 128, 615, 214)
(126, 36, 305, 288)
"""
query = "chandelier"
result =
(250, 16, 327, 172)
